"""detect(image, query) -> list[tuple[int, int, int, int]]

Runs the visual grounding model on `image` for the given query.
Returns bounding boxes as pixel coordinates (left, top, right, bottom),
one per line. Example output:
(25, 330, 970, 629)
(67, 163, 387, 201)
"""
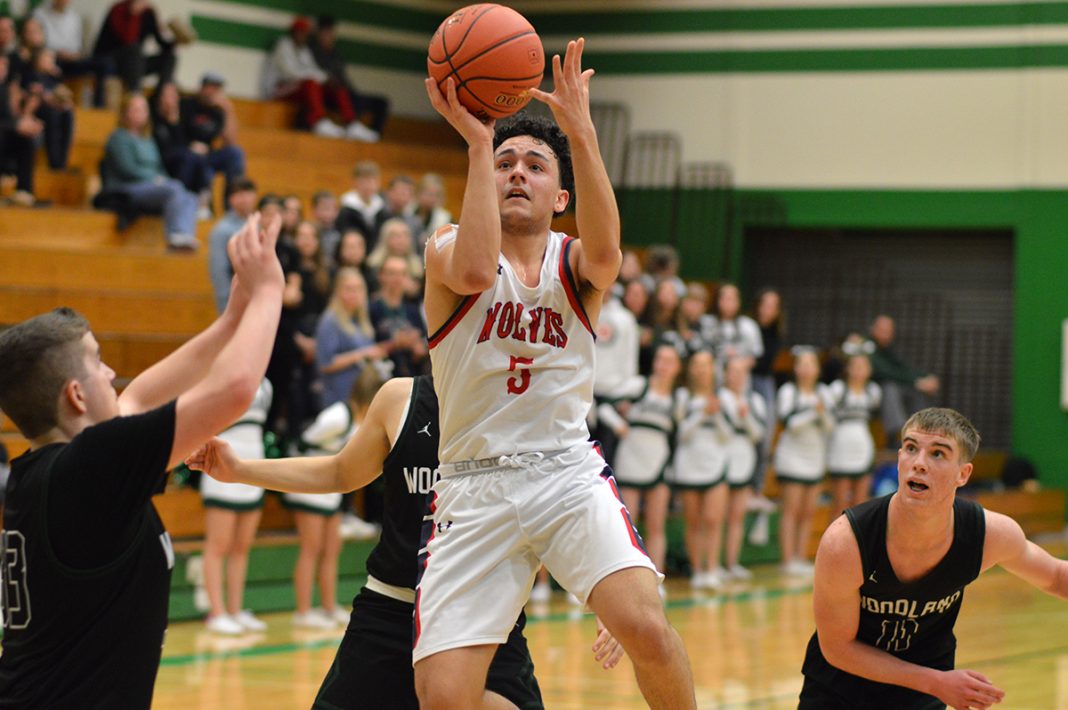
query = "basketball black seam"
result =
(437, 4, 497, 81)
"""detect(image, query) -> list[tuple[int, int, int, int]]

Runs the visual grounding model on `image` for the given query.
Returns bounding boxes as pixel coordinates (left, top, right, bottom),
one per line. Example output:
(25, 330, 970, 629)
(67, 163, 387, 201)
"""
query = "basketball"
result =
(427, 4, 544, 121)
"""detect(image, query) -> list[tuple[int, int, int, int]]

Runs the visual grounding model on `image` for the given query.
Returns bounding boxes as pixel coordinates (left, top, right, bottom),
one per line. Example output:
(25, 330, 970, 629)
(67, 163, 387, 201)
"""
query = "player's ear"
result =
(956, 462, 973, 488)
(62, 378, 88, 416)
(554, 188, 570, 214)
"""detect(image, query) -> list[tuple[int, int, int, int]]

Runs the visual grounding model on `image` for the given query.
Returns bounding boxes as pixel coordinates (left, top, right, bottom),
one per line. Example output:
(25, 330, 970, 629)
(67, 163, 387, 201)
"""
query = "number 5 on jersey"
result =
(507, 356, 534, 395)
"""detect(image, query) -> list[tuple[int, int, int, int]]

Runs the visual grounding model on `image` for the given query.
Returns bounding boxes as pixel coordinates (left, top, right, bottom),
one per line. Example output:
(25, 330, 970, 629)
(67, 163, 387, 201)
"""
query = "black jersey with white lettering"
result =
(365, 376, 440, 590)
(800, 494, 986, 709)
(0, 403, 176, 709)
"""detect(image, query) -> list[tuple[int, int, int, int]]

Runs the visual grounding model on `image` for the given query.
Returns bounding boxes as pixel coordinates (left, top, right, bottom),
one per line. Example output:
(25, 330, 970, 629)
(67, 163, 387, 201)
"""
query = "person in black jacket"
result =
(309, 15, 388, 140)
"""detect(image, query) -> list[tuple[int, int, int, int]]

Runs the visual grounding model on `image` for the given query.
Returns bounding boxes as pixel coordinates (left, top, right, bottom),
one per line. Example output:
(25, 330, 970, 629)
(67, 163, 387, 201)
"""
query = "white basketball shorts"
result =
(412, 442, 661, 664)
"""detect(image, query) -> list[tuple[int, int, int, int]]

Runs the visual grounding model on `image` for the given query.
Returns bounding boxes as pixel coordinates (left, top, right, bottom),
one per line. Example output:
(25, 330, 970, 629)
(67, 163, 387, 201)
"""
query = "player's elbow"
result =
(214, 373, 261, 422)
(455, 266, 496, 293)
(816, 632, 852, 670)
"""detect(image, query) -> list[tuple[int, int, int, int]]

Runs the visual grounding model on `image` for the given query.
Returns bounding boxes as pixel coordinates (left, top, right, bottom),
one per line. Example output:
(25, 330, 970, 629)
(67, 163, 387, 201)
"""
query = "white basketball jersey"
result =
(428, 227, 596, 463)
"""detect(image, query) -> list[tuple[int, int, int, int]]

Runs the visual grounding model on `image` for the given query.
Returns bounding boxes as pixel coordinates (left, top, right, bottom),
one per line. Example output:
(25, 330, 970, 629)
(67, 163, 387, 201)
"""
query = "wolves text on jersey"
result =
(477, 301, 569, 349)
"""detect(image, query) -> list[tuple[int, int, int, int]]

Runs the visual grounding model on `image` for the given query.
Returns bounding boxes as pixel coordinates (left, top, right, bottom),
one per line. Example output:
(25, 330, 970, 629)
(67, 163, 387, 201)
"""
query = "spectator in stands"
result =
(16, 19, 73, 171)
(337, 160, 383, 247)
(23, 49, 73, 148)
(260, 192, 301, 447)
(102, 93, 198, 250)
(181, 72, 245, 206)
(370, 254, 428, 377)
(663, 282, 715, 359)
(618, 249, 643, 285)
(264, 15, 367, 141)
(774, 348, 834, 576)
(0, 53, 41, 206)
(308, 15, 387, 141)
(644, 244, 685, 296)
(92, 0, 177, 93)
(279, 193, 303, 244)
(0, 16, 16, 58)
(621, 279, 654, 375)
(405, 172, 451, 249)
(366, 218, 423, 298)
(749, 287, 784, 505)
(866, 314, 940, 443)
(333, 228, 378, 295)
(592, 286, 640, 467)
(315, 267, 384, 409)
(374, 174, 421, 249)
(311, 190, 341, 264)
(199, 379, 270, 635)
(34, 0, 111, 108)
(643, 278, 681, 371)
(708, 282, 763, 373)
(290, 220, 332, 427)
(208, 177, 257, 313)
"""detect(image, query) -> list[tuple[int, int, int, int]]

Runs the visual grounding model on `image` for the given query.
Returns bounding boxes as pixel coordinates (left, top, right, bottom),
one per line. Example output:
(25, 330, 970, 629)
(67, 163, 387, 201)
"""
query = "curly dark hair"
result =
(493, 113, 573, 216)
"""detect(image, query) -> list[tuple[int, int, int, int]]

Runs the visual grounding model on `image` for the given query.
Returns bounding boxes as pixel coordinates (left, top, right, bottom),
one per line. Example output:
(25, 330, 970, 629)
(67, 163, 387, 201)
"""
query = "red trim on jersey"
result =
(619, 507, 648, 555)
(413, 491, 438, 648)
(558, 236, 595, 337)
(428, 294, 480, 349)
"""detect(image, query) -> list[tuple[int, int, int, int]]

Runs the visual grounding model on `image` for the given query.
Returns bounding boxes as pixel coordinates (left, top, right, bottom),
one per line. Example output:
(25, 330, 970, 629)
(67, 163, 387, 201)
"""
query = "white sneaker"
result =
(529, 581, 551, 604)
(167, 233, 199, 251)
(206, 614, 244, 635)
(689, 573, 704, 589)
(292, 609, 337, 630)
(346, 121, 380, 142)
(748, 511, 770, 546)
(782, 560, 814, 577)
(313, 118, 346, 139)
(726, 564, 753, 582)
(339, 514, 381, 541)
(704, 568, 726, 589)
(325, 606, 350, 625)
(232, 609, 267, 632)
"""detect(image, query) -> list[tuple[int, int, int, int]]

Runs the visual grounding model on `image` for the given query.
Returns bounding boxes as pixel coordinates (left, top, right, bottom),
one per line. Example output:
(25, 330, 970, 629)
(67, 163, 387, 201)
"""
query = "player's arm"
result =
(813, 516, 1005, 709)
(423, 77, 499, 299)
(531, 38, 621, 294)
(163, 214, 285, 469)
(119, 214, 277, 417)
(983, 510, 1068, 598)
(187, 377, 409, 493)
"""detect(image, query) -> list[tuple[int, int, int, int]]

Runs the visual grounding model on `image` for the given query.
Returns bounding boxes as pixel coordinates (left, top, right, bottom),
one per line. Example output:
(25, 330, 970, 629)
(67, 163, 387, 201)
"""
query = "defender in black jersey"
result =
(801, 408, 1068, 710)
(0, 213, 284, 709)
(187, 375, 625, 709)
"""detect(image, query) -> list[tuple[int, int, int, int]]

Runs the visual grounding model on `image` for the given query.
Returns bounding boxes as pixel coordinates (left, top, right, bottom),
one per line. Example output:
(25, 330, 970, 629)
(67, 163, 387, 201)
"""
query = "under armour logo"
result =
(497, 264, 503, 275)
(418, 422, 432, 437)
(868, 570, 878, 584)
(436, 520, 453, 533)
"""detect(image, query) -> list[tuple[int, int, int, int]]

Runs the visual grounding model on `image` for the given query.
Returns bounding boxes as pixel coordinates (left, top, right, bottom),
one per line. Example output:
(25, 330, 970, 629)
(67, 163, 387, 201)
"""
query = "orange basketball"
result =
(427, 4, 544, 121)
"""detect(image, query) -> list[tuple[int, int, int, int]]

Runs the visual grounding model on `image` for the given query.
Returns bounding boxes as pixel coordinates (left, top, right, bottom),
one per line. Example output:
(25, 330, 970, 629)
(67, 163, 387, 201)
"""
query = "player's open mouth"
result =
(506, 189, 529, 200)
(907, 481, 929, 492)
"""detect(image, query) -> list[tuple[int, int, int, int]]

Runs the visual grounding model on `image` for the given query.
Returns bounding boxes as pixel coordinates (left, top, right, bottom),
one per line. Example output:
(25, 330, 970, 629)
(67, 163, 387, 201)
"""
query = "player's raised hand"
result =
(529, 38, 595, 138)
(185, 438, 242, 483)
(424, 76, 495, 146)
(934, 669, 1004, 709)
(227, 212, 284, 296)
(592, 616, 625, 670)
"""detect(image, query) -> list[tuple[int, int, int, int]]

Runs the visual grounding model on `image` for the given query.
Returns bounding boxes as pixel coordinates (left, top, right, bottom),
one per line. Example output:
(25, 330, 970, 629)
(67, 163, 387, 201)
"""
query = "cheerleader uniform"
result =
(718, 387, 767, 489)
(200, 380, 270, 510)
(281, 400, 352, 515)
(603, 377, 677, 489)
(671, 388, 728, 490)
(773, 382, 835, 485)
(827, 380, 882, 478)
